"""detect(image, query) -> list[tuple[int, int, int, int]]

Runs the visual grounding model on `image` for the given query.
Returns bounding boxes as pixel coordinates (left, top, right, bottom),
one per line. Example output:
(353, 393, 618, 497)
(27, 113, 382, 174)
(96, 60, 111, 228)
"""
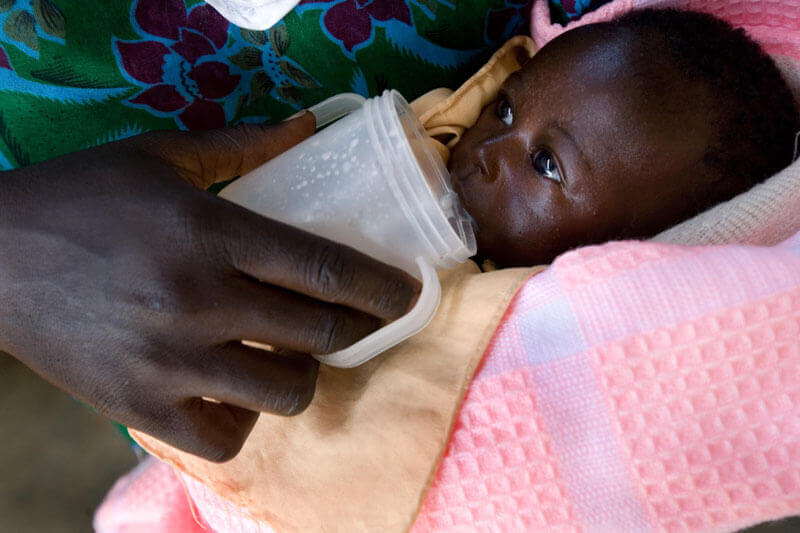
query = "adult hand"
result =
(0, 114, 420, 462)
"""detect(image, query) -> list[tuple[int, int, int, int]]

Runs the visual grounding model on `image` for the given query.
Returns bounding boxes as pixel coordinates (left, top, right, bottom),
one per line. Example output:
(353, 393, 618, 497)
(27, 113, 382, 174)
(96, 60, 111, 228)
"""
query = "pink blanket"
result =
(97, 233, 800, 532)
(531, 0, 800, 63)
(413, 236, 800, 532)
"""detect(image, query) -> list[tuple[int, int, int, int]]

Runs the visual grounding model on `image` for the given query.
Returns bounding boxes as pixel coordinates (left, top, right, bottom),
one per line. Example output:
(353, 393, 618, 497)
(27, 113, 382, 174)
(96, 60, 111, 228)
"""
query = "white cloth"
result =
(205, 0, 299, 30)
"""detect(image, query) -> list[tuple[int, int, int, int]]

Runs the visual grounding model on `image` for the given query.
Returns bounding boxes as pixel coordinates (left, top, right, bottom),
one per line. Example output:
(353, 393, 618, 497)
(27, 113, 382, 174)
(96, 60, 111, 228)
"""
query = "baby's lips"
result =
(449, 167, 469, 198)
(449, 173, 479, 221)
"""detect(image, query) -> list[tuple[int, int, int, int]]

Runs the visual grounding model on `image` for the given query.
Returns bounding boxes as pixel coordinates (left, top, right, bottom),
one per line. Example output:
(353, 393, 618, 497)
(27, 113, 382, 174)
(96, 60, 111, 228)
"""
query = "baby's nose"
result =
(475, 134, 512, 183)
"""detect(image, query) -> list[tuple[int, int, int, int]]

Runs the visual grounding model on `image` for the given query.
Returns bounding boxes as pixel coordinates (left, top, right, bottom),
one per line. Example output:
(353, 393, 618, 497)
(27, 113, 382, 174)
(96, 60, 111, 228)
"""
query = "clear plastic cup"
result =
(219, 91, 476, 367)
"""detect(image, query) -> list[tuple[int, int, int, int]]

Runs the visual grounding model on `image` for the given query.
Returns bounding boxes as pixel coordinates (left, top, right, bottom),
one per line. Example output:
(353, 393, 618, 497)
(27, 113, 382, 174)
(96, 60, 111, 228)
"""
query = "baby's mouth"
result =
(450, 170, 469, 205)
(449, 169, 481, 235)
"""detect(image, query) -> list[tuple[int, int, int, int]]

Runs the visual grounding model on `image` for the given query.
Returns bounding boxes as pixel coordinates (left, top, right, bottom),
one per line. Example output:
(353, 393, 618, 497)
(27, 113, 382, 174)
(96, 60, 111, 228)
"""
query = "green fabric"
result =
(0, 0, 531, 170)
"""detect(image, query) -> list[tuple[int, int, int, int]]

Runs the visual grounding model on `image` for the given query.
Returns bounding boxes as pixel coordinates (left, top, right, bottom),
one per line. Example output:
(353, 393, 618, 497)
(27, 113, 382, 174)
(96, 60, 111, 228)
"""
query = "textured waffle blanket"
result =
(97, 233, 800, 532)
(413, 236, 800, 532)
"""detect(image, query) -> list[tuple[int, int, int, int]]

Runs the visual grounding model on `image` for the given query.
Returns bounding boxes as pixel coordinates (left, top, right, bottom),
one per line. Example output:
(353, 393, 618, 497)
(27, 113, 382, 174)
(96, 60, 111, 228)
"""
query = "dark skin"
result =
(0, 113, 420, 462)
(450, 24, 722, 267)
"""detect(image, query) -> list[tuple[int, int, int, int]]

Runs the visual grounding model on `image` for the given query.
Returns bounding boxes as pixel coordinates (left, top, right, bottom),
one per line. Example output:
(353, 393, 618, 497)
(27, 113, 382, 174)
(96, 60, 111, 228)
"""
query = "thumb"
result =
(140, 111, 316, 189)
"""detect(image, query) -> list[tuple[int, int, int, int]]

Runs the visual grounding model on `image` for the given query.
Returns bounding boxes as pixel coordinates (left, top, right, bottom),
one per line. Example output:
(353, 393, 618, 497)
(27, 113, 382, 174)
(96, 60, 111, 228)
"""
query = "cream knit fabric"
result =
(653, 58, 800, 246)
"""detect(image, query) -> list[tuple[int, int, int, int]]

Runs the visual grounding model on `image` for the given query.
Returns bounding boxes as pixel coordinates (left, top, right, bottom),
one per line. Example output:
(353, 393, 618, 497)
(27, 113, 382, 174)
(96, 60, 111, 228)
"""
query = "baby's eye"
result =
(496, 98, 513, 126)
(531, 149, 562, 182)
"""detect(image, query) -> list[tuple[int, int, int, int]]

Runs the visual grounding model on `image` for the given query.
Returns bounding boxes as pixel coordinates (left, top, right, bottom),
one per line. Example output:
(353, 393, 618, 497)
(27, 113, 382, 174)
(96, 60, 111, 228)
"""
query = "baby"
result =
(449, 9, 800, 267)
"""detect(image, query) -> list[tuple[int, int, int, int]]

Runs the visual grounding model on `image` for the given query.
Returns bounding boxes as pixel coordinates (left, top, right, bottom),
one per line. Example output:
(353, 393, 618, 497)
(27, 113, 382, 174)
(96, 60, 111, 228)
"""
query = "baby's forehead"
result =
(522, 26, 642, 78)
(527, 24, 700, 92)
(511, 25, 713, 124)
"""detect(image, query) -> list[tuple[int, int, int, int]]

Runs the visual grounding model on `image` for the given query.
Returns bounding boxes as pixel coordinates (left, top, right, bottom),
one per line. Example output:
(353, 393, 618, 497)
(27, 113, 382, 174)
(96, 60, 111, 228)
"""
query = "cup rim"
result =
(375, 90, 477, 268)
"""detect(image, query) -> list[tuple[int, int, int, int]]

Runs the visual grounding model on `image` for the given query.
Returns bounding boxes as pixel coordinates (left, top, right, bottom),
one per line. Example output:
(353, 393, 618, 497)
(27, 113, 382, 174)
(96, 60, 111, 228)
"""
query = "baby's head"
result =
(450, 9, 800, 267)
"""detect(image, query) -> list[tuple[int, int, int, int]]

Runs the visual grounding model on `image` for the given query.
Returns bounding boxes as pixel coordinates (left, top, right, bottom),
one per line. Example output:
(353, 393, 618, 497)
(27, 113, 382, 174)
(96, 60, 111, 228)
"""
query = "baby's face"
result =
(449, 25, 716, 266)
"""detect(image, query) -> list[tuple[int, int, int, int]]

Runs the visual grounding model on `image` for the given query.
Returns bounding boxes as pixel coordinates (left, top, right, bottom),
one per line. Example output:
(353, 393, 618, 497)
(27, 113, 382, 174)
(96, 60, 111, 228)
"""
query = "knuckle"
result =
(311, 311, 354, 354)
(373, 276, 415, 318)
(131, 279, 213, 333)
(304, 242, 355, 302)
(133, 289, 179, 318)
(89, 372, 147, 422)
(140, 348, 189, 384)
(183, 203, 239, 264)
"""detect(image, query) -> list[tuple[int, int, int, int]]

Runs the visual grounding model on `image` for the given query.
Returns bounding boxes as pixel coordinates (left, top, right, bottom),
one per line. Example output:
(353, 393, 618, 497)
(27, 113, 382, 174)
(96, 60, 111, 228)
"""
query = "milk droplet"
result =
(321, 152, 331, 160)
(349, 139, 359, 149)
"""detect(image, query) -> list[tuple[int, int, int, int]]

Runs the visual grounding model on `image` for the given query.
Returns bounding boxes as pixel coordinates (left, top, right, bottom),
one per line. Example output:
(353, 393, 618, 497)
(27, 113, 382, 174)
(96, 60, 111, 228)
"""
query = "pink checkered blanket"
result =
(413, 236, 800, 532)
(97, 234, 800, 532)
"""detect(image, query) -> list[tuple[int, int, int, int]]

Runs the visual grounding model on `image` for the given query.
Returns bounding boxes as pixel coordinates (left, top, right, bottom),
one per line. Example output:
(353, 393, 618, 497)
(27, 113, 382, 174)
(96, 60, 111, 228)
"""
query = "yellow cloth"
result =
(134, 264, 541, 531)
(411, 35, 537, 165)
(132, 36, 540, 532)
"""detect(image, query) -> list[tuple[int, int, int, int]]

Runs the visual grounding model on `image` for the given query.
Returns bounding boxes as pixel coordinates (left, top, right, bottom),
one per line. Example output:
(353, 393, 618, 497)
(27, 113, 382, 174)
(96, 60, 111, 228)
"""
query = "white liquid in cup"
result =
(219, 91, 476, 367)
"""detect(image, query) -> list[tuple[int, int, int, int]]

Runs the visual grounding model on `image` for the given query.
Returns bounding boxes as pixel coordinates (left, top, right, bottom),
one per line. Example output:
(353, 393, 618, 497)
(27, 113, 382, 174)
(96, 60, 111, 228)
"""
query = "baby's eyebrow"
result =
(505, 71, 524, 91)
(553, 124, 579, 150)
(552, 123, 594, 179)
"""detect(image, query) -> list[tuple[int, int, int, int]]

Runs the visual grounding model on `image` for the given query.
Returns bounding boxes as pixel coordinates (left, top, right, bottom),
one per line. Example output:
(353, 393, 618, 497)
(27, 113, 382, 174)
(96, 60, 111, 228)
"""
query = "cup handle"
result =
(314, 256, 441, 368)
(308, 93, 366, 130)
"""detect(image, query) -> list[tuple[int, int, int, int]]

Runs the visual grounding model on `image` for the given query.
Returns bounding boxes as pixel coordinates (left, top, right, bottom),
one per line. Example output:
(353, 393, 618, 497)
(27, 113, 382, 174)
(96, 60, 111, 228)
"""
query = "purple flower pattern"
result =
(300, 0, 412, 52)
(0, 45, 11, 70)
(115, 0, 240, 130)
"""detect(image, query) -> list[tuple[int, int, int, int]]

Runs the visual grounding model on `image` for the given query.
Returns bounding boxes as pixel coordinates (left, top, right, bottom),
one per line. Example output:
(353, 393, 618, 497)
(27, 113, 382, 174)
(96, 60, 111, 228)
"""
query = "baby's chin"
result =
(466, 217, 532, 268)
(474, 221, 565, 267)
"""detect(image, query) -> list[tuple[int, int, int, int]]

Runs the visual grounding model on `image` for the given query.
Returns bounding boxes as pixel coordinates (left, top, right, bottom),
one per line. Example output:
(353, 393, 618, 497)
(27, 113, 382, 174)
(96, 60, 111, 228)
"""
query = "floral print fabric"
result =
(0, 0, 530, 170)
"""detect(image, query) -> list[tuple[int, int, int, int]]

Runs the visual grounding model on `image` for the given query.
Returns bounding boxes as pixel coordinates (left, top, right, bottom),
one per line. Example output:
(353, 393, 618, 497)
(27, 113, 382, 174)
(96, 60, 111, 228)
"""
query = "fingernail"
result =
(282, 109, 309, 122)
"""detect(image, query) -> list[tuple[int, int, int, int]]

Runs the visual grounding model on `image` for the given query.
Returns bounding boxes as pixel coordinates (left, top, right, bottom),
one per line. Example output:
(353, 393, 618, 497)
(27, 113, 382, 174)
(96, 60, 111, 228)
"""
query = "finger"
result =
(220, 276, 381, 354)
(220, 207, 421, 321)
(216, 113, 317, 178)
(133, 399, 259, 463)
(140, 112, 317, 188)
(186, 343, 319, 416)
